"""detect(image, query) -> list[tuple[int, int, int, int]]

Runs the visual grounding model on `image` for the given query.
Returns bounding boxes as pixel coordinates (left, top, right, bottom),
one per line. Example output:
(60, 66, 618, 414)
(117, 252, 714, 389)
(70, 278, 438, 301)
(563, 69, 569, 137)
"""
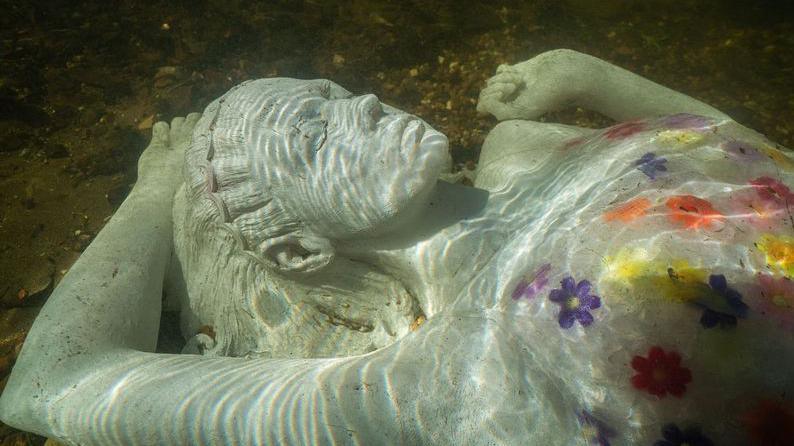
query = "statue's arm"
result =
(5, 309, 522, 444)
(0, 118, 194, 436)
(477, 49, 729, 122)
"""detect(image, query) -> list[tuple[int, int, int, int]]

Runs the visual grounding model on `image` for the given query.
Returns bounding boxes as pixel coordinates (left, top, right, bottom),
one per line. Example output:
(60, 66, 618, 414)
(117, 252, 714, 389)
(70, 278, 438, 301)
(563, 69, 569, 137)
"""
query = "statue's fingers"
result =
(150, 121, 171, 148)
(170, 117, 186, 141)
(185, 112, 201, 128)
(479, 78, 522, 106)
(476, 93, 521, 120)
(495, 63, 514, 74)
(484, 71, 523, 88)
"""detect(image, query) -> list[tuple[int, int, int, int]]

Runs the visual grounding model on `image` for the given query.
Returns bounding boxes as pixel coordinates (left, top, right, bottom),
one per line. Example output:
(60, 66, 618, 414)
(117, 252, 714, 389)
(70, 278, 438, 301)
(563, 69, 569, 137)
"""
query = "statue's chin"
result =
(352, 131, 450, 239)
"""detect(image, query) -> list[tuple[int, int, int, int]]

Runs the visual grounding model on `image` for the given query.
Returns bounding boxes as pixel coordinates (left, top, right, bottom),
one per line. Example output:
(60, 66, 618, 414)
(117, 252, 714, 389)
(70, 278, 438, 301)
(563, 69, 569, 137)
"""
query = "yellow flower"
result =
(759, 144, 794, 172)
(757, 234, 794, 277)
(602, 248, 709, 303)
(604, 247, 650, 282)
(650, 260, 710, 303)
(655, 130, 704, 147)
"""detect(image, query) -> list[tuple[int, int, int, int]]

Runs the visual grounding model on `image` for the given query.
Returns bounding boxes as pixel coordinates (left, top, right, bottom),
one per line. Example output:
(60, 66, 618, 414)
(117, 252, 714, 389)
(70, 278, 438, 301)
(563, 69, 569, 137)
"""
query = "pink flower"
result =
(750, 176, 794, 205)
(754, 273, 794, 331)
(604, 120, 647, 140)
(729, 177, 794, 230)
(512, 264, 552, 300)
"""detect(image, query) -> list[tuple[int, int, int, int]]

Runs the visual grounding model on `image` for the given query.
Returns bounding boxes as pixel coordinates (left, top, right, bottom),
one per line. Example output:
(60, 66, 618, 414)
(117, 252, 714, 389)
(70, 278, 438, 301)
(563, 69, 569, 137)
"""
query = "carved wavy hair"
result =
(171, 79, 421, 359)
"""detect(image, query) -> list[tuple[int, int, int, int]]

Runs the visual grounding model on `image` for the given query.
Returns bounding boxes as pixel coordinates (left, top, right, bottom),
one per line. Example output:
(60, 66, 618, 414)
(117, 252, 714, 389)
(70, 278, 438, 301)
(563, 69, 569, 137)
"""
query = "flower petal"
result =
(700, 309, 720, 328)
(668, 382, 687, 397)
(558, 310, 576, 329)
(665, 351, 681, 366)
(631, 356, 650, 373)
(582, 294, 602, 310)
(662, 424, 684, 442)
(631, 373, 650, 389)
(576, 280, 592, 298)
(708, 274, 728, 293)
(549, 289, 568, 303)
(576, 310, 594, 326)
(648, 346, 666, 362)
(561, 276, 576, 293)
(511, 280, 529, 299)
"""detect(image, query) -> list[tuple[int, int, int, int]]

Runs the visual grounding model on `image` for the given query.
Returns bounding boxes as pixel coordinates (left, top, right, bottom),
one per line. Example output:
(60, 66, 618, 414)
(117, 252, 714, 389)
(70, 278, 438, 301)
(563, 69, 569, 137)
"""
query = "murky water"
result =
(1, 1, 793, 444)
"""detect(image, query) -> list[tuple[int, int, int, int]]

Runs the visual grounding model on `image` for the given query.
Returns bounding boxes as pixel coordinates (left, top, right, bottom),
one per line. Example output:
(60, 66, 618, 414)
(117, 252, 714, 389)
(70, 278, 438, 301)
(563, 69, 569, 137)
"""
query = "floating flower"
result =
(755, 273, 794, 330)
(729, 176, 793, 230)
(723, 140, 766, 162)
(630, 346, 692, 398)
(739, 399, 794, 446)
(564, 136, 586, 150)
(602, 250, 710, 304)
(655, 129, 705, 147)
(694, 274, 749, 329)
(634, 152, 668, 180)
(661, 262, 712, 303)
(751, 176, 794, 206)
(604, 120, 646, 140)
(603, 197, 652, 223)
(659, 113, 714, 130)
(756, 234, 794, 278)
(577, 410, 616, 446)
(759, 144, 794, 172)
(665, 195, 724, 230)
(603, 247, 653, 284)
(653, 423, 714, 446)
(548, 276, 602, 329)
(512, 263, 552, 300)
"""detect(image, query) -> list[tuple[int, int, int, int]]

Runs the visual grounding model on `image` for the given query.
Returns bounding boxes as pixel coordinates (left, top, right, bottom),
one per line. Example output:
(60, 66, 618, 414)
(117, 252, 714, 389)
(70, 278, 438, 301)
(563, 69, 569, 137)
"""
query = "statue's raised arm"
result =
(2, 51, 794, 445)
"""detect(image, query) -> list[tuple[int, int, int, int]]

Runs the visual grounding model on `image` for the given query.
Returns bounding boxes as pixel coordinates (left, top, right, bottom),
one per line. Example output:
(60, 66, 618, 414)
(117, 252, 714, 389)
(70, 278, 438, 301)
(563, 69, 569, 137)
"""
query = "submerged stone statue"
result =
(2, 49, 793, 445)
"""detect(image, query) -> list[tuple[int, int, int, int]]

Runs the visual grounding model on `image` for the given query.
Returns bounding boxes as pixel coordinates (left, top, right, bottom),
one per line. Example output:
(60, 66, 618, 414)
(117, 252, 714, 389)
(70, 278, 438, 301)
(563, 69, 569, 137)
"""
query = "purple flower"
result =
(634, 152, 668, 180)
(694, 274, 749, 329)
(512, 263, 552, 300)
(654, 423, 713, 446)
(723, 140, 765, 162)
(549, 276, 602, 329)
(659, 113, 713, 130)
(577, 410, 616, 446)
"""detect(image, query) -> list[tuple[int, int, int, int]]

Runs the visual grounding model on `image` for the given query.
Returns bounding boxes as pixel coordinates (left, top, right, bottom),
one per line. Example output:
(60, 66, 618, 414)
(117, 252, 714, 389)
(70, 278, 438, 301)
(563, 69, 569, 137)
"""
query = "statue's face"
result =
(277, 93, 450, 238)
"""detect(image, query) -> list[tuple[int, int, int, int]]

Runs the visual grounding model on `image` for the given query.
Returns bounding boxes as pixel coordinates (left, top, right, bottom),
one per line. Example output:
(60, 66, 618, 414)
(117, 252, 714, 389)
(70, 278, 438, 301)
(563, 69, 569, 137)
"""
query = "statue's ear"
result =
(260, 233, 334, 273)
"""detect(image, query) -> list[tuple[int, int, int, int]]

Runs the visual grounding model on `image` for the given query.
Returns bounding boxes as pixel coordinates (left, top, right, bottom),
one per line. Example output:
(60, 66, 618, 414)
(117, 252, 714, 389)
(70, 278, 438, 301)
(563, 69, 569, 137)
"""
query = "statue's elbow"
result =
(0, 371, 50, 436)
(0, 345, 90, 436)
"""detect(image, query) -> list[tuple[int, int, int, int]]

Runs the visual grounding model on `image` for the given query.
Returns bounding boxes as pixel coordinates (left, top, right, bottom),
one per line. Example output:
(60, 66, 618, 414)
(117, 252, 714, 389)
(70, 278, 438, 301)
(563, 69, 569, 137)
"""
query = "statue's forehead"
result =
(238, 78, 352, 101)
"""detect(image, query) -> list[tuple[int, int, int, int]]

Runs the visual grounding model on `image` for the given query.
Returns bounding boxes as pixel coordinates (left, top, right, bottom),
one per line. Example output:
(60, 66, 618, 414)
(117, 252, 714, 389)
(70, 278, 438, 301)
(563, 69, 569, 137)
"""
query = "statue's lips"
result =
(391, 118, 449, 209)
(401, 119, 425, 153)
(398, 118, 447, 164)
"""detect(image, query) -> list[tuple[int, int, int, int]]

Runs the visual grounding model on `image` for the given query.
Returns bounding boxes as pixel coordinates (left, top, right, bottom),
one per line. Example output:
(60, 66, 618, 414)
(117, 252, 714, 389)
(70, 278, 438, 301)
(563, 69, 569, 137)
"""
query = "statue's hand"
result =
(477, 50, 582, 121)
(136, 113, 200, 196)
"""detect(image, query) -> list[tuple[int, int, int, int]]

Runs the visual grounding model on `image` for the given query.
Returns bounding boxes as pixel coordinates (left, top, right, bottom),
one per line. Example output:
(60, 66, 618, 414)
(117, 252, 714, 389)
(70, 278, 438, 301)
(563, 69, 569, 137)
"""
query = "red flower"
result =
(740, 399, 794, 446)
(665, 195, 724, 230)
(630, 346, 692, 398)
(604, 120, 647, 139)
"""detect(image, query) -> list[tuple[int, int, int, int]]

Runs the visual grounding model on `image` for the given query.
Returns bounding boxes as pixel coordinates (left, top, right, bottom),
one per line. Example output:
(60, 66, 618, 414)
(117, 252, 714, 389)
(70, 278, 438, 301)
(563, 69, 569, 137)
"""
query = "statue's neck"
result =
(337, 180, 498, 316)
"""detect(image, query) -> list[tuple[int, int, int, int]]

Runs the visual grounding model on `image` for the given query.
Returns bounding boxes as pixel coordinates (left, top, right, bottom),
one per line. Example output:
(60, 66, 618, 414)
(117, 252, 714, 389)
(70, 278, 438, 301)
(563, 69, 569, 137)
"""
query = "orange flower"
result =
(603, 197, 652, 223)
(665, 195, 724, 230)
